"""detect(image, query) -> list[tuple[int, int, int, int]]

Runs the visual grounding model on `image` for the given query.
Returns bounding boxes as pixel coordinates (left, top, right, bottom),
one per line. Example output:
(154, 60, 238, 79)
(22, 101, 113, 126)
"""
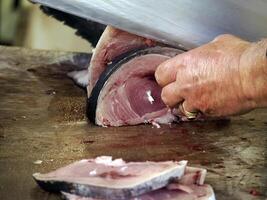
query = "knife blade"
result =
(31, 0, 267, 50)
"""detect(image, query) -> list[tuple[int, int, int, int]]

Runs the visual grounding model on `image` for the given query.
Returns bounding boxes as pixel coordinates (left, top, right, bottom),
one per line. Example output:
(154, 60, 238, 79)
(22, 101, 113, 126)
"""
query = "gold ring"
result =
(180, 102, 198, 120)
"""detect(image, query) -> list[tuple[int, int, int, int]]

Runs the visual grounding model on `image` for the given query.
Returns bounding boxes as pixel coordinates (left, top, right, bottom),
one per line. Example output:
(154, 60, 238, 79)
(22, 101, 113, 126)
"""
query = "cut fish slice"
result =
(33, 156, 187, 200)
(60, 166, 214, 200)
(87, 26, 156, 95)
(87, 46, 183, 126)
(61, 184, 216, 200)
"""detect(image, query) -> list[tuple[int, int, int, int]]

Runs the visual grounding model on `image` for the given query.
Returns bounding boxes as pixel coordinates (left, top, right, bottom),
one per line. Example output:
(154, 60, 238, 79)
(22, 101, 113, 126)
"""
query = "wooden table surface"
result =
(0, 46, 266, 200)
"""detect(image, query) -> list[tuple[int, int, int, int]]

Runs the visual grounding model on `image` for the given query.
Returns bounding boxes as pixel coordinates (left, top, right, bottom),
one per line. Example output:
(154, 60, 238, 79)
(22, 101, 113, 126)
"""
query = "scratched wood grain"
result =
(0, 46, 266, 200)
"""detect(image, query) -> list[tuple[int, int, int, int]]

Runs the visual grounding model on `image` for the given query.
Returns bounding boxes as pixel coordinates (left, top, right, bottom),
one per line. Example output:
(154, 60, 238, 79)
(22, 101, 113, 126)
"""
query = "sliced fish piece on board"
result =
(61, 184, 216, 200)
(60, 165, 214, 200)
(33, 156, 187, 200)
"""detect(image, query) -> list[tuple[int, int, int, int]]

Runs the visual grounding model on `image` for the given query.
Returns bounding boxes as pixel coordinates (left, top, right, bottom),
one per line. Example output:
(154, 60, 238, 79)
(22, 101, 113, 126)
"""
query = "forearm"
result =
(240, 39, 267, 109)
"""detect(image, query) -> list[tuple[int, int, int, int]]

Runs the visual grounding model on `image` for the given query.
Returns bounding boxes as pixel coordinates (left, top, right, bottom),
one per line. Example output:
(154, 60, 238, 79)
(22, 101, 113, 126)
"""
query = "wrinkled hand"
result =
(155, 34, 267, 117)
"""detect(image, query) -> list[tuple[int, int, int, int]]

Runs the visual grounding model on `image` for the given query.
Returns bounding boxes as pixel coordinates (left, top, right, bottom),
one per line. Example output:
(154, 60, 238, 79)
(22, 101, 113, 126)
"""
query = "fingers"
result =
(155, 54, 185, 87)
(212, 34, 241, 43)
(176, 102, 199, 120)
(161, 82, 197, 112)
(162, 81, 200, 120)
(161, 82, 184, 107)
(212, 34, 250, 43)
(211, 34, 250, 48)
(182, 100, 198, 114)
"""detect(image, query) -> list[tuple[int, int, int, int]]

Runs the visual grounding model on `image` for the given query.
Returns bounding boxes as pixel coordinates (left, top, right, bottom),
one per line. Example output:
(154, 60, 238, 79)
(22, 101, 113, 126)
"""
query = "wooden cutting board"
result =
(0, 46, 266, 200)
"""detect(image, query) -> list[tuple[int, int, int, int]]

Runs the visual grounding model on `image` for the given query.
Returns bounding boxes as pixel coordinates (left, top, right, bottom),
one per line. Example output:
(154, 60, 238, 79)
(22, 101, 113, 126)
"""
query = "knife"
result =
(31, 0, 267, 50)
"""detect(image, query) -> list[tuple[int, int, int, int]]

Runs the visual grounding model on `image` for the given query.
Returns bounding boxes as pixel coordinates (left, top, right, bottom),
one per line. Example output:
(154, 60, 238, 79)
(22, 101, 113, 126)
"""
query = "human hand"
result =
(155, 34, 267, 118)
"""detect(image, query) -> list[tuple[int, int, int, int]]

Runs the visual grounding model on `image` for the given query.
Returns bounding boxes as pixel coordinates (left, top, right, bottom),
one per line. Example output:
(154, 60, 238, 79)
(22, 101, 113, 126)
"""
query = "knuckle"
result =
(161, 88, 170, 104)
(195, 100, 210, 114)
(180, 53, 192, 64)
(155, 66, 164, 84)
(175, 65, 188, 81)
(179, 84, 191, 95)
(183, 100, 193, 111)
(154, 70, 161, 83)
(197, 101, 218, 116)
(203, 108, 216, 116)
(212, 34, 235, 43)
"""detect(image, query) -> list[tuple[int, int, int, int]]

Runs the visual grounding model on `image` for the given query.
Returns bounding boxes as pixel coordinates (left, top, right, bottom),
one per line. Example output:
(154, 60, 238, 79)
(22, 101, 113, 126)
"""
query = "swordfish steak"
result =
(61, 166, 215, 200)
(87, 26, 156, 95)
(33, 156, 215, 200)
(87, 46, 183, 126)
(85, 26, 184, 126)
(62, 184, 215, 200)
(33, 156, 187, 200)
